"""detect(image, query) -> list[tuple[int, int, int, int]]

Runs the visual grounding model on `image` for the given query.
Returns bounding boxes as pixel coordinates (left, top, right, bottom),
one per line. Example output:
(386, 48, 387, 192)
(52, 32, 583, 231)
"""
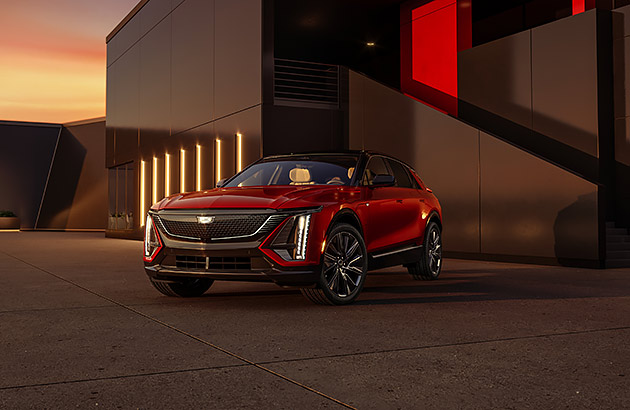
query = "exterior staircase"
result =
(606, 222, 630, 268)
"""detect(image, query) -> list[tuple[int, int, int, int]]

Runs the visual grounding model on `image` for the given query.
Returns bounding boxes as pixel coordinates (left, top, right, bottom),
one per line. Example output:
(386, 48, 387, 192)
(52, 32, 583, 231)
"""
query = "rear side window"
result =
(362, 156, 392, 186)
(387, 159, 414, 188)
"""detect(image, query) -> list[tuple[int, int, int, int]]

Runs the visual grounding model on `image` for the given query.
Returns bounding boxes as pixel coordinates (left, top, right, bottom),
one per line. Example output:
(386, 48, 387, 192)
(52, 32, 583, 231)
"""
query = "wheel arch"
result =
(426, 211, 442, 232)
(326, 208, 364, 239)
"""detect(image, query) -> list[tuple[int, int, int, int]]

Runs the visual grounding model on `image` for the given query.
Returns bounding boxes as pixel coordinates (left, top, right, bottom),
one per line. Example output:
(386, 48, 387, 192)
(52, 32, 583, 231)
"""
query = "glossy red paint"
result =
(153, 183, 441, 268)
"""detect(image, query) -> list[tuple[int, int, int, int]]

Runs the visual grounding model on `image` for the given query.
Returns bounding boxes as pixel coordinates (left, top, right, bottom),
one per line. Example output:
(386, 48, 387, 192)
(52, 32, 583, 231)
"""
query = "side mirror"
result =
(371, 174, 395, 187)
(216, 178, 228, 188)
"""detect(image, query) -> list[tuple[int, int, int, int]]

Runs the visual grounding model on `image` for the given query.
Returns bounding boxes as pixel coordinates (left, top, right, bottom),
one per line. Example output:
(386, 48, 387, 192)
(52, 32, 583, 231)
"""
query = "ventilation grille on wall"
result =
(274, 59, 340, 109)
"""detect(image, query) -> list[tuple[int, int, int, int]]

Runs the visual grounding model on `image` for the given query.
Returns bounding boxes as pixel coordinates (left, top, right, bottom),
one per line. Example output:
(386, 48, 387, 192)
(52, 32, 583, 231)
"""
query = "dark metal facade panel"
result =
(108, 13, 141, 67)
(139, 16, 172, 139)
(214, 0, 263, 119)
(531, 10, 600, 157)
(458, 30, 533, 129)
(140, 0, 171, 37)
(112, 46, 140, 165)
(214, 105, 262, 172)
(171, 0, 215, 135)
(480, 132, 599, 260)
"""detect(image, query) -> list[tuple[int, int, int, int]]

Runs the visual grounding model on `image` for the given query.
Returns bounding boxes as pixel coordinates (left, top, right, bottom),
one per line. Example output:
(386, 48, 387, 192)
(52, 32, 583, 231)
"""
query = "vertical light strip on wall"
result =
(165, 153, 171, 197)
(196, 144, 202, 191)
(180, 149, 186, 193)
(236, 133, 243, 172)
(216, 138, 222, 185)
(140, 160, 146, 227)
(152, 157, 158, 205)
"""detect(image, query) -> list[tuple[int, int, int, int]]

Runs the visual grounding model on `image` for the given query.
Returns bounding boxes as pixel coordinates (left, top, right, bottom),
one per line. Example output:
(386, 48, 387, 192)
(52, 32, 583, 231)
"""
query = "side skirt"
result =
(368, 244, 423, 271)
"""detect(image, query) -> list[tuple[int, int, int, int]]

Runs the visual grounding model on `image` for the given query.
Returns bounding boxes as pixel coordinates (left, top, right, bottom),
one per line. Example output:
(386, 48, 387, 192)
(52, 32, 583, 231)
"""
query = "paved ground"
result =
(1, 232, 629, 409)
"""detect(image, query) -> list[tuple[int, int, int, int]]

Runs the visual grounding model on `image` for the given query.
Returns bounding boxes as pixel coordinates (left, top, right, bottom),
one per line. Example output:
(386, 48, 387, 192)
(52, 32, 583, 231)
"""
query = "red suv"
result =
(144, 151, 442, 305)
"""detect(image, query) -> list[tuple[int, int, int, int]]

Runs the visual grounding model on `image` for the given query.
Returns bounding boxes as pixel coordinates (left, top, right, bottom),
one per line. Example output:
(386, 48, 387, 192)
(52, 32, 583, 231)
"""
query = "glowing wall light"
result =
(140, 160, 146, 227)
(180, 149, 186, 192)
(165, 153, 171, 197)
(215, 138, 222, 185)
(152, 157, 158, 205)
(236, 133, 243, 172)
(196, 144, 202, 191)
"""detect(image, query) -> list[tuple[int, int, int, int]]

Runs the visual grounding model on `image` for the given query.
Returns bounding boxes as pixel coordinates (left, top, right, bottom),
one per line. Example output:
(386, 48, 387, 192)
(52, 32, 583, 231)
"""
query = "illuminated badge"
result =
(197, 216, 215, 224)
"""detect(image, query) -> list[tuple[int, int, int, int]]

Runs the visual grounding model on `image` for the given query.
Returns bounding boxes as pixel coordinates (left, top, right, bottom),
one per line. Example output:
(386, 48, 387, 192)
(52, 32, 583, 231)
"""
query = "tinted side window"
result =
(387, 159, 413, 188)
(361, 156, 391, 186)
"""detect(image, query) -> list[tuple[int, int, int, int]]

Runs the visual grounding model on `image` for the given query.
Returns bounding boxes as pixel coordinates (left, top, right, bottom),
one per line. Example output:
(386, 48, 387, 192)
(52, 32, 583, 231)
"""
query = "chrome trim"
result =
(372, 244, 422, 259)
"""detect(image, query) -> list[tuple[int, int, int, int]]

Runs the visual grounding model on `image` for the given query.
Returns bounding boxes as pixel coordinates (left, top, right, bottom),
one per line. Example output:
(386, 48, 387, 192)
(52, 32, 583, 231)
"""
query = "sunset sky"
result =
(0, 0, 139, 123)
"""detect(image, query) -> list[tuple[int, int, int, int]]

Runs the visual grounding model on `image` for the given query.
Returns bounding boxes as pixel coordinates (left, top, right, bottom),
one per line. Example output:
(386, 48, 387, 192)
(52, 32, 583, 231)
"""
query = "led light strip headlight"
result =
(143, 214, 162, 262)
(269, 208, 320, 262)
(294, 214, 311, 260)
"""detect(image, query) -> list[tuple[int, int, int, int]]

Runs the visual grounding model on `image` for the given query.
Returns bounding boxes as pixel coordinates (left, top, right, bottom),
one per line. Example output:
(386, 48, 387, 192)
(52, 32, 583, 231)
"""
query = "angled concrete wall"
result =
(349, 71, 600, 265)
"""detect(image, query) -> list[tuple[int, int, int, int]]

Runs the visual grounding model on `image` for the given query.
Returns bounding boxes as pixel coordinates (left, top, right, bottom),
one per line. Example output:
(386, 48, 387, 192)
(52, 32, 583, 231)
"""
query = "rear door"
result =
(385, 159, 424, 244)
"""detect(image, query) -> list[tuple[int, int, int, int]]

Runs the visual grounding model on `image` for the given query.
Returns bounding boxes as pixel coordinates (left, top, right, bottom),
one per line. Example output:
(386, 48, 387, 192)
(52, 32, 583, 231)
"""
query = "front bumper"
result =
(144, 240, 321, 287)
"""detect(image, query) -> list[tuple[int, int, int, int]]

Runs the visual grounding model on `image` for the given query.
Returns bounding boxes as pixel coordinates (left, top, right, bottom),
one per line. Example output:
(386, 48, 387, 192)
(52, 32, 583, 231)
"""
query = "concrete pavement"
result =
(1, 232, 629, 409)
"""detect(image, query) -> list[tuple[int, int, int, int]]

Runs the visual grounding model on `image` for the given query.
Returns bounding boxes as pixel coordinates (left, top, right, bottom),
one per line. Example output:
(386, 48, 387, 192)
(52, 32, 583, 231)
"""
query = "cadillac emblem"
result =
(197, 216, 215, 224)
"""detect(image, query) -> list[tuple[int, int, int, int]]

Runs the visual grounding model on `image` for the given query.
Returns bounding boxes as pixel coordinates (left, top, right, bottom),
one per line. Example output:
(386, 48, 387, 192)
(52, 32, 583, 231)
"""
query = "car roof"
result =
(261, 150, 415, 170)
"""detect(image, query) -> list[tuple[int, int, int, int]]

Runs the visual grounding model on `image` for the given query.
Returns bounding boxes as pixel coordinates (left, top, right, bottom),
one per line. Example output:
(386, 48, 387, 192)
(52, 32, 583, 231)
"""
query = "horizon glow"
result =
(0, 0, 139, 123)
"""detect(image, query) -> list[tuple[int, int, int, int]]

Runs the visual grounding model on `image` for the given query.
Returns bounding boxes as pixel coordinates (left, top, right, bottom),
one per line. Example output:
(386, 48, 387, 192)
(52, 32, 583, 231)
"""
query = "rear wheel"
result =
(301, 223, 367, 305)
(407, 221, 442, 280)
(149, 277, 214, 297)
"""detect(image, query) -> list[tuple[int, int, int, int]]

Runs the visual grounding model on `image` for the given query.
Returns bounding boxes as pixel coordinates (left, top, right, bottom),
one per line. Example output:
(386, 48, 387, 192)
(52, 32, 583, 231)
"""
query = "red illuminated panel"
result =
(411, 1, 458, 98)
(572, 0, 596, 15)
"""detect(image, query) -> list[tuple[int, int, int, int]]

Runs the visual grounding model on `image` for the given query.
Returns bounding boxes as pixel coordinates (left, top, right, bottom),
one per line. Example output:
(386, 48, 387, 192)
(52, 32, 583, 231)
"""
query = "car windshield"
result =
(224, 155, 359, 187)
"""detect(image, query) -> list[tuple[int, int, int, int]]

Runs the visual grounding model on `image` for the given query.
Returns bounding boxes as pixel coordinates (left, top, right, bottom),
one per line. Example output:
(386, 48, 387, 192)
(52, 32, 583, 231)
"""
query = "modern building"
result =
(105, 0, 630, 268)
(0, 118, 107, 231)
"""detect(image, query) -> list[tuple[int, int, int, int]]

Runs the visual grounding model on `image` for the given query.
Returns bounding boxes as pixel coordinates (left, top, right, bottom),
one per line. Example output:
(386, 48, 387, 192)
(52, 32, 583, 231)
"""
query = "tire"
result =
(300, 223, 368, 305)
(407, 221, 442, 281)
(149, 277, 214, 297)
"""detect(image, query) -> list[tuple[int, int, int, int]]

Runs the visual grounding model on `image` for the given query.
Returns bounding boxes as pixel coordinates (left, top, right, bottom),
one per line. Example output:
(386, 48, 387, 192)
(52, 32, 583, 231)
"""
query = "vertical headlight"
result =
(144, 214, 162, 262)
(270, 212, 315, 261)
(294, 214, 311, 260)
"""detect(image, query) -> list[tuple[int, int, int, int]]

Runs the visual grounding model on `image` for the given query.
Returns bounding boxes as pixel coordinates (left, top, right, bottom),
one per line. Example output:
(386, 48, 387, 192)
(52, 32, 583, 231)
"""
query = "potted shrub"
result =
(0, 211, 20, 230)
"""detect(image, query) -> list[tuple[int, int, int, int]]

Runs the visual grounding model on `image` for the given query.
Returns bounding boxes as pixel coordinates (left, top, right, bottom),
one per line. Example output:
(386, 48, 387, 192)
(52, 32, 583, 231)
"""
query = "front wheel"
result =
(301, 223, 367, 305)
(407, 221, 442, 280)
(149, 277, 214, 297)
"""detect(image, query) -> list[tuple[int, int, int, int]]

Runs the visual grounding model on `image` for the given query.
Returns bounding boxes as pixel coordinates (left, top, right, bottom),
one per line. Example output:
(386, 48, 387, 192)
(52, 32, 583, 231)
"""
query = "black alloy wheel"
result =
(407, 221, 442, 280)
(150, 277, 214, 297)
(301, 223, 367, 305)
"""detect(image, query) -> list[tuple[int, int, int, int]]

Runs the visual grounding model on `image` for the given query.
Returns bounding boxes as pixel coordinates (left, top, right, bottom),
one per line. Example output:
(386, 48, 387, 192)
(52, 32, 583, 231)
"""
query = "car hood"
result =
(154, 185, 349, 210)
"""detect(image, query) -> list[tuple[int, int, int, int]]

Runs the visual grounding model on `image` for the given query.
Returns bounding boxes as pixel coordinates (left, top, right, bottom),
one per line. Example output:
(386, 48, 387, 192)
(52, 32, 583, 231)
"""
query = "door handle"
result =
(419, 198, 425, 202)
(396, 199, 403, 204)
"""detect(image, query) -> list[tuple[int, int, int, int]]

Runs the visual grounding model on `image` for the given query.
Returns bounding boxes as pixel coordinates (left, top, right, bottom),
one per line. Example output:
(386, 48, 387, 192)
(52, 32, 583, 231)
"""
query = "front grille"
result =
(175, 255, 252, 271)
(154, 213, 287, 242)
